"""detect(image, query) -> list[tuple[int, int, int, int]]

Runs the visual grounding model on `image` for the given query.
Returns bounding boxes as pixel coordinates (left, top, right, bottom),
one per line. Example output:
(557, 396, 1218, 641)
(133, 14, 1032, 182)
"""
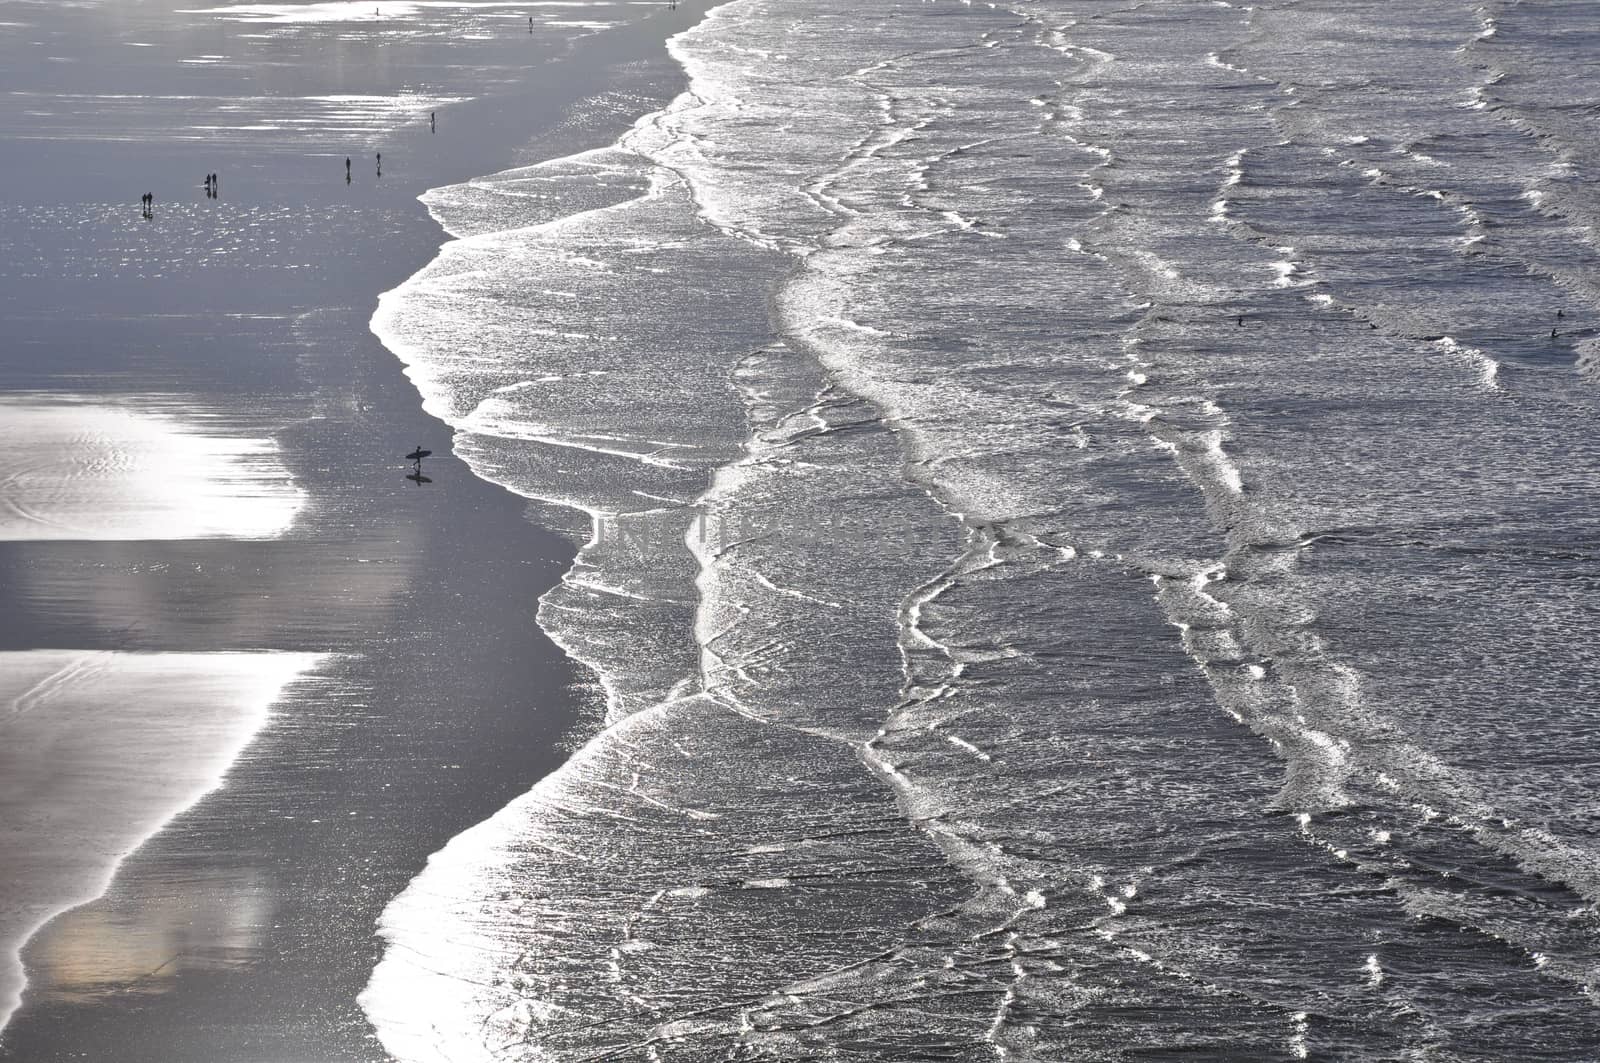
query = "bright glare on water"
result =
(364, 0, 1600, 1059)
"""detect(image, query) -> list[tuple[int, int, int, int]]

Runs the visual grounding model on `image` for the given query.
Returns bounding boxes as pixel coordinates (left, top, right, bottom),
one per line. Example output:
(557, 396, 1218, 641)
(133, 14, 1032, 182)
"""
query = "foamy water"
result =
(368, 0, 1600, 1057)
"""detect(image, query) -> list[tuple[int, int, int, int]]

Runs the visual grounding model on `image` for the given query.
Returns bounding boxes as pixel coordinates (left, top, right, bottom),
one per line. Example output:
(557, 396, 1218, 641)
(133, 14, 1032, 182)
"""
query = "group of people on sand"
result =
(346, 151, 387, 183)
(138, 173, 216, 214)
(138, 91, 567, 216)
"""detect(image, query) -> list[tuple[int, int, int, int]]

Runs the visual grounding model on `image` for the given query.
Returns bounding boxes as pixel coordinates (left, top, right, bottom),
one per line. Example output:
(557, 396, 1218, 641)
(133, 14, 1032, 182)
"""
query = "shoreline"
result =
(0, 3, 722, 1059)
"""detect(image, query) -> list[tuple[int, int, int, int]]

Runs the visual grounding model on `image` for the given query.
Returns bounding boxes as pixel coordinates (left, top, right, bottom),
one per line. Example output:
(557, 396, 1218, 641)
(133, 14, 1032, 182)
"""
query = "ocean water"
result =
(365, 0, 1600, 1058)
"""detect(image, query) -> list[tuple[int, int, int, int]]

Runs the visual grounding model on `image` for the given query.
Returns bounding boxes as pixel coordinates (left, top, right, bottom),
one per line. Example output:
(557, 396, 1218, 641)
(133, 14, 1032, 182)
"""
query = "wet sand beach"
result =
(0, 2, 715, 1059)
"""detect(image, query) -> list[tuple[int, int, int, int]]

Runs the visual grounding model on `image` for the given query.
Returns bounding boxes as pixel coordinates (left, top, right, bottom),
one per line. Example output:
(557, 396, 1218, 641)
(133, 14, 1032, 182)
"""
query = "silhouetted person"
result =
(1557, 309, 1565, 319)
(529, 15, 533, 31)
(345, 156, 351, 179)
(1552, 327, 1559, 339)
(430, 111, 435, 133)
(1236, 314, 1243, 326)
(376, 152, 382, 177)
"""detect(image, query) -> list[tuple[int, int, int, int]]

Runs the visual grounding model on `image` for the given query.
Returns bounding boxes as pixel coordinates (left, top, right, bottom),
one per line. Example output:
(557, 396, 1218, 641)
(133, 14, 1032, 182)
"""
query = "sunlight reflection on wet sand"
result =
(178, 0, 608, 24)
(29, 865, 276, 1007)
(0, 650, 326, 1031)
(0, 398, 304, 542)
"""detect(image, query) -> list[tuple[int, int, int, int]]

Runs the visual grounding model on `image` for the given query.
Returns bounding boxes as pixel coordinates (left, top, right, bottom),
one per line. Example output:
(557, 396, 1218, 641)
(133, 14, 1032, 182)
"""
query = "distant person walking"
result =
(376, 151, 382, 177)
(430, 110, 436, 133)
(345, 156, 352, 183)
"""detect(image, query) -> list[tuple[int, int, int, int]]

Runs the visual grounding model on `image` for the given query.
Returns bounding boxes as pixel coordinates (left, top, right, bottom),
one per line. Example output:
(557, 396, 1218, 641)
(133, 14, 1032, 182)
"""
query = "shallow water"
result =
(368, 0, 1600, 1058)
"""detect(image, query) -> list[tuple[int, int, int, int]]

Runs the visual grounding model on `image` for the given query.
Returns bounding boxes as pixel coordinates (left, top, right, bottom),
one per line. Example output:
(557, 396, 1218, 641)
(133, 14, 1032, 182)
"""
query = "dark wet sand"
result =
(0, 4, 716, 1060)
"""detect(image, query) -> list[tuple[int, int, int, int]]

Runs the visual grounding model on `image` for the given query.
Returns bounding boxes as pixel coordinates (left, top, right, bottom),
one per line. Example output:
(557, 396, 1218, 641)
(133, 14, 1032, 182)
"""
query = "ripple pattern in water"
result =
(366, 1, 1600, 1058)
